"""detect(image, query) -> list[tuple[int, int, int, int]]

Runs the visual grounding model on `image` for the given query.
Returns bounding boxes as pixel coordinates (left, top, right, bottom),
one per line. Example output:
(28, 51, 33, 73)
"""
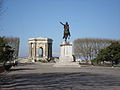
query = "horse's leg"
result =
(65, 37, 67, 42)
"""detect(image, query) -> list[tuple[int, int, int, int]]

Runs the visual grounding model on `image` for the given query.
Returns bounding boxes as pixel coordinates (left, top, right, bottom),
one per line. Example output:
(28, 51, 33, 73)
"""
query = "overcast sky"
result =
(0, 0, 120, 57)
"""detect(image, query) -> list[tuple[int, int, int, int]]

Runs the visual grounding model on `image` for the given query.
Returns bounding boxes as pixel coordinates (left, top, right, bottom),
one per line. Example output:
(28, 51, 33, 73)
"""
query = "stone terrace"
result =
(0, 62, 120, 90)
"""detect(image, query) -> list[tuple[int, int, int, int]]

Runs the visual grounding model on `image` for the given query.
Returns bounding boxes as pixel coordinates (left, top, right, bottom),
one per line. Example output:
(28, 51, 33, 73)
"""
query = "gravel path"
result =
(0, 63, 120, 90)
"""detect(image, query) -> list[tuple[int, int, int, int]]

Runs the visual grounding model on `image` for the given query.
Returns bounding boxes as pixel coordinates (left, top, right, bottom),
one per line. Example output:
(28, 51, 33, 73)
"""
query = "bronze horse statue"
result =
(60, 22, 71, 42)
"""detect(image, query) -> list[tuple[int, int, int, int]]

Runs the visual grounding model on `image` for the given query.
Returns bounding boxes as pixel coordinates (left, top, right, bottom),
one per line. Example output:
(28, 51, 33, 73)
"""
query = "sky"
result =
(0, 0, 120, 57)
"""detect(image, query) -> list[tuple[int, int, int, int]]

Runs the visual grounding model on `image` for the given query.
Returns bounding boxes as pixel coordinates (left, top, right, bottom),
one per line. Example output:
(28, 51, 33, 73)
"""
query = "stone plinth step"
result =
(53, 62, 81, 68)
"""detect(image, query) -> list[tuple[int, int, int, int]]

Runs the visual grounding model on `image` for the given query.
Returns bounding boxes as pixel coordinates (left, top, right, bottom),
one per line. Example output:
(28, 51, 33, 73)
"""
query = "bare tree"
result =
(73, 38, 116, 62)
(4, 37, 20, 58)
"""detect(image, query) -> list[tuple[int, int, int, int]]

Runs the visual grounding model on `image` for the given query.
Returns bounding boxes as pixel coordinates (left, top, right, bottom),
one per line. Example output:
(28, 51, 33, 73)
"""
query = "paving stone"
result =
(0, 63, 120, 90)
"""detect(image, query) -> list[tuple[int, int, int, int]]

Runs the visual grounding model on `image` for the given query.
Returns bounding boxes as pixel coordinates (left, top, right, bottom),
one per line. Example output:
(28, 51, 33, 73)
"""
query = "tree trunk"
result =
(111, 60, 114, 66)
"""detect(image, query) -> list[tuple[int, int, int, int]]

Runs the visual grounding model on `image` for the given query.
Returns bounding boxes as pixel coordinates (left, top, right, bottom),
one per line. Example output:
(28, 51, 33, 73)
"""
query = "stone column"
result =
(33, 42, 36, 60)
(45, 43, 48, 58)
(48, 43, 52, 58)
(36, 47, 39, 58)
(28, 43, 32, 57)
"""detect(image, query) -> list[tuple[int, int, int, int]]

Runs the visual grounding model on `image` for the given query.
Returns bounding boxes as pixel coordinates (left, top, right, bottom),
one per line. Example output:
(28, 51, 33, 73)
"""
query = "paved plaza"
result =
(0, 62, 120, 90)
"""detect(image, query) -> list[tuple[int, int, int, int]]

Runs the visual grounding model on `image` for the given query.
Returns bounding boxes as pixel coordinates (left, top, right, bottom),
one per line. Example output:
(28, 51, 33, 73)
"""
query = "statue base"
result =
(53, 41, 80, 67)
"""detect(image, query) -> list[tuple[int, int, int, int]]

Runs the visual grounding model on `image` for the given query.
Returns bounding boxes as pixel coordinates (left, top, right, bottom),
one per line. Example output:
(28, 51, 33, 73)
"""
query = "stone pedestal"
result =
(54, 41, 80, 67)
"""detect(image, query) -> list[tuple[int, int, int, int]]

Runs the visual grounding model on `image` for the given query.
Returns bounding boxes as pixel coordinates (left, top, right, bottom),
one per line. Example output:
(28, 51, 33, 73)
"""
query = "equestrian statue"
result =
(60, 22, 71, 42)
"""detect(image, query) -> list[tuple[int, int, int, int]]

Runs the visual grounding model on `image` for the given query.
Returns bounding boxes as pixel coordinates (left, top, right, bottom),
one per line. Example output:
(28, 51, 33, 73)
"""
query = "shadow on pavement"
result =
(1, 72, 120, 90)
(9, 68, 36, 71)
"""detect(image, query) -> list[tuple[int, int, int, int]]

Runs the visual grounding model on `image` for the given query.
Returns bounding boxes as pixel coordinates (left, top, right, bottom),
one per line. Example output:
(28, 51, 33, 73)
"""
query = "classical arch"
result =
(39, 47, 43, 57)
(28, 37, 53, 62)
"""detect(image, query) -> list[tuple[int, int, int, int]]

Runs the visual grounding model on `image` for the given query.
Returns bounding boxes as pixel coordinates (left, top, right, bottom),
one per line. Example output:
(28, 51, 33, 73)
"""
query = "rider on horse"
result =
(60, 22, 71, 42)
